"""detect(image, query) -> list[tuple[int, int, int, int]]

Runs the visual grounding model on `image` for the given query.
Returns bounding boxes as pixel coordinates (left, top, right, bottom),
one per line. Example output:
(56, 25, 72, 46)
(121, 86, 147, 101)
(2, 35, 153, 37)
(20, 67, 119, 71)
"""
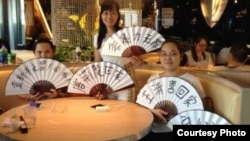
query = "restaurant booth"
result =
(1, 1, 250, 140)
(1, 62, 250, 125)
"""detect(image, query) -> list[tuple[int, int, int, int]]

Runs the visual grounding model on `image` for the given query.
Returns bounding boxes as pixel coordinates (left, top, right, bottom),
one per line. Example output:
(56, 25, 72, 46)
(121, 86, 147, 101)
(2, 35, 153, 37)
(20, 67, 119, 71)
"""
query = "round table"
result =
(0, 97, 153, 141)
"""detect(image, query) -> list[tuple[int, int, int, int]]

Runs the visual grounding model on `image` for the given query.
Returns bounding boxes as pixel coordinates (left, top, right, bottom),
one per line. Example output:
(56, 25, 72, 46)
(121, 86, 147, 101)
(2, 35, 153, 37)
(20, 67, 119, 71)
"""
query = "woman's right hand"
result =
(150, 109, 168, 123)
(95, 91, 106, 100)
(129, 56, 144, 66)
(17, 92, 42, 101)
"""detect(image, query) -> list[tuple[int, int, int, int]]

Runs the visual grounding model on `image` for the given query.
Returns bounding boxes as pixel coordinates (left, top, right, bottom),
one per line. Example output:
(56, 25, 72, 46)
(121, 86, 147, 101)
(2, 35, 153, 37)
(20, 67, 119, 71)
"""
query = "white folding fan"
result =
(101, 26, 166, 57)
(67, 61, 134, 96)
(167, 109, 231, 131)
(136, 76, 204, 120)
(5, 58, 73, 96)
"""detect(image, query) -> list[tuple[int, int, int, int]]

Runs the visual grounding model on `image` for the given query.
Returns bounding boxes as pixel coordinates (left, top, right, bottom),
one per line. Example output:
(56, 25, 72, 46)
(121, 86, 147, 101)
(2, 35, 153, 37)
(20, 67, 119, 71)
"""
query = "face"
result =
(101, 7, 119, 28)
(160, 42, 182, 71)
(195, 38, 207, 53)
(34, 43, 55, 59)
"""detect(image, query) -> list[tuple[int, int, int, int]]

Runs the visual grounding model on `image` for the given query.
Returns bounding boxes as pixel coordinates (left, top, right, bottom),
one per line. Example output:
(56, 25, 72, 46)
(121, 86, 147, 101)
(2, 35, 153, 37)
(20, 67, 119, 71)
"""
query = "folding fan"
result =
(67, 61, 134, 96)
(136, 76, 204, 121)
(5, 58, 73, 96)
(101, 26, 166, 57)
(167, 109, 231, 131)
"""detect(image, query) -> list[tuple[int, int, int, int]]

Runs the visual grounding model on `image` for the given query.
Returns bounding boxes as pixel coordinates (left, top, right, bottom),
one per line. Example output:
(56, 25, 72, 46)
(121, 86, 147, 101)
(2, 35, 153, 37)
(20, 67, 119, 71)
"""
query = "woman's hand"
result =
(17, 89, 58, 101)
(17, 93, 42, 101)
(150, 109, 168, 123)
(44, 89, 58, 99)
(95, 91, 106, 100)
(129, 56, 145, 66)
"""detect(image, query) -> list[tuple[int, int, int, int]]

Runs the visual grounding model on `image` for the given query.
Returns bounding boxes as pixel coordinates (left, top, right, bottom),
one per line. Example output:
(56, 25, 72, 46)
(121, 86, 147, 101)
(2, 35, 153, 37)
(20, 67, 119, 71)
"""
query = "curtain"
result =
(0, 0, 26, 50)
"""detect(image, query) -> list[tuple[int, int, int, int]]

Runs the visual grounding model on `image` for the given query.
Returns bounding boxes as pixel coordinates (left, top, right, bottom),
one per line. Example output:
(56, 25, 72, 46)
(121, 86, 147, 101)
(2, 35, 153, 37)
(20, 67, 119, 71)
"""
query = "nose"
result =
(164, 54, 172, 60)
(41, 53, 46, 58)
(107, 13, 112, 18)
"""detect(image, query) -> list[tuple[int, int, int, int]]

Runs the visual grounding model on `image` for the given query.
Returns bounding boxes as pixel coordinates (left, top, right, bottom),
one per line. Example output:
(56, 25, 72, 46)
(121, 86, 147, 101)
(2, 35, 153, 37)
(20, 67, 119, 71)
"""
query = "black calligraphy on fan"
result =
(72, 78, 86, 92)
(72, 63, 125, 92)
(119, 33, 131, 45)
(151, 38, 164, 49)
(108, 41, 121, 52)
(133, 32, 141, 42)
(141, 79, 198, 107)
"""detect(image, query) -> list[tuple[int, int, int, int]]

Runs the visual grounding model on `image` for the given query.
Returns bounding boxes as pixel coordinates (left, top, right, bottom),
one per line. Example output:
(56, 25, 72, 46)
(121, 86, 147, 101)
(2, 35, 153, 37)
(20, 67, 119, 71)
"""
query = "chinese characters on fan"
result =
(10, 59, 71, 89)
(72, 63, 126, 93)
(91, 63, 124, 79)
(179, 115, 214, 125)
(107, 32, 164, 52)
(141, 79, 198, 108)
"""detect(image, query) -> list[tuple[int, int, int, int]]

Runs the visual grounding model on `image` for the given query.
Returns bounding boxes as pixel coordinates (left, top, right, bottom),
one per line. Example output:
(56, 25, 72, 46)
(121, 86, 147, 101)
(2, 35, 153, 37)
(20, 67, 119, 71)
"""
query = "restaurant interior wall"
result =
(156, 0, 250, 53)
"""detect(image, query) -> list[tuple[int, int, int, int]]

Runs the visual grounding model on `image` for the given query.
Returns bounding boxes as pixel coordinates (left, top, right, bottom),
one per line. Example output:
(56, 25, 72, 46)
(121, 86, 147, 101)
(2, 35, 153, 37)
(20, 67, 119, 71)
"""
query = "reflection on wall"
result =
(25, 0, 52, 49)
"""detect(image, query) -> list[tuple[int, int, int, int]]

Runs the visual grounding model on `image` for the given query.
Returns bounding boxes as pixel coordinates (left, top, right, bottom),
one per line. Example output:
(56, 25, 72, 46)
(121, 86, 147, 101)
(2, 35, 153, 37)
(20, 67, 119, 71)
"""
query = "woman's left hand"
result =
(44, 89, 58, 99)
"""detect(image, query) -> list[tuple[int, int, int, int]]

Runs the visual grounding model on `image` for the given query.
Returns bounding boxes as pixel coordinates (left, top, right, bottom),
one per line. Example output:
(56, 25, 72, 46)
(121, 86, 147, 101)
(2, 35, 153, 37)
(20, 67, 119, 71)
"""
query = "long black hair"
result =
(191, 36, 208, 62)
(97, 0, 121, 49)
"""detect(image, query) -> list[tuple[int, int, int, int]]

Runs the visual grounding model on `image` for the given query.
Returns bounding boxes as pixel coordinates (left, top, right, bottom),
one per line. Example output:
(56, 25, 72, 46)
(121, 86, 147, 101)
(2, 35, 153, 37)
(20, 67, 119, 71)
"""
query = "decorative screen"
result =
(51, 0, 142, 47)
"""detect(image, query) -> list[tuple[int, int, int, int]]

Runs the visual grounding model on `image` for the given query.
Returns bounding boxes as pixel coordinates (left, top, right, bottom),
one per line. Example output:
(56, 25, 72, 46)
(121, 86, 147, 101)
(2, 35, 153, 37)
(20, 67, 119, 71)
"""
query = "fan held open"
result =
(5, 58, 73, 96)
(101, 26, 166, 57)
(67, 61, 134, 96)
(136, 76, 204, 121)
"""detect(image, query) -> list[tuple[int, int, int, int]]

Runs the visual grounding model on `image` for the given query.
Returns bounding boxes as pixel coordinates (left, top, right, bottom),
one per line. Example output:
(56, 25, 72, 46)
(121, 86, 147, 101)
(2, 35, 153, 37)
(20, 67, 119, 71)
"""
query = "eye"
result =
(160, 52, 167, 56)
(102, 11, 108, 15)
(170, 52, 177, 56)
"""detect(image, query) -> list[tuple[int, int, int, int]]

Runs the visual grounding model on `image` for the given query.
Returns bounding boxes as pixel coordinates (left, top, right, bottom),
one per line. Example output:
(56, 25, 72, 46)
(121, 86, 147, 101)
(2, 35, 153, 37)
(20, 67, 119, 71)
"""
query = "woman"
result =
(94, 0, 121, 63)
(17, 38, 67, 101)
(93, 0, 143, 101)
(139, 39, 207, 141)
(32, 37, 55, 59)
(185, 36, 214, 67)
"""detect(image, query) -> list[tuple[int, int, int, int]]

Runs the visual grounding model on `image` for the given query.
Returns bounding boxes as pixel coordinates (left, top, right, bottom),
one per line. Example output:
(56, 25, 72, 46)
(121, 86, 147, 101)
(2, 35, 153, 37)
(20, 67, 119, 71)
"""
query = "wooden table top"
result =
(0, 97, 153, 141)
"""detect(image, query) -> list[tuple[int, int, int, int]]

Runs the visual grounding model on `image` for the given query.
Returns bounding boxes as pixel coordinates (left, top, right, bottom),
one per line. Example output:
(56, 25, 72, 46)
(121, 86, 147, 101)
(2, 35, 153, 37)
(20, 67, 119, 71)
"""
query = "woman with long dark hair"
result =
(93, 0, 143, 101)
(185, 36, 214, 67)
